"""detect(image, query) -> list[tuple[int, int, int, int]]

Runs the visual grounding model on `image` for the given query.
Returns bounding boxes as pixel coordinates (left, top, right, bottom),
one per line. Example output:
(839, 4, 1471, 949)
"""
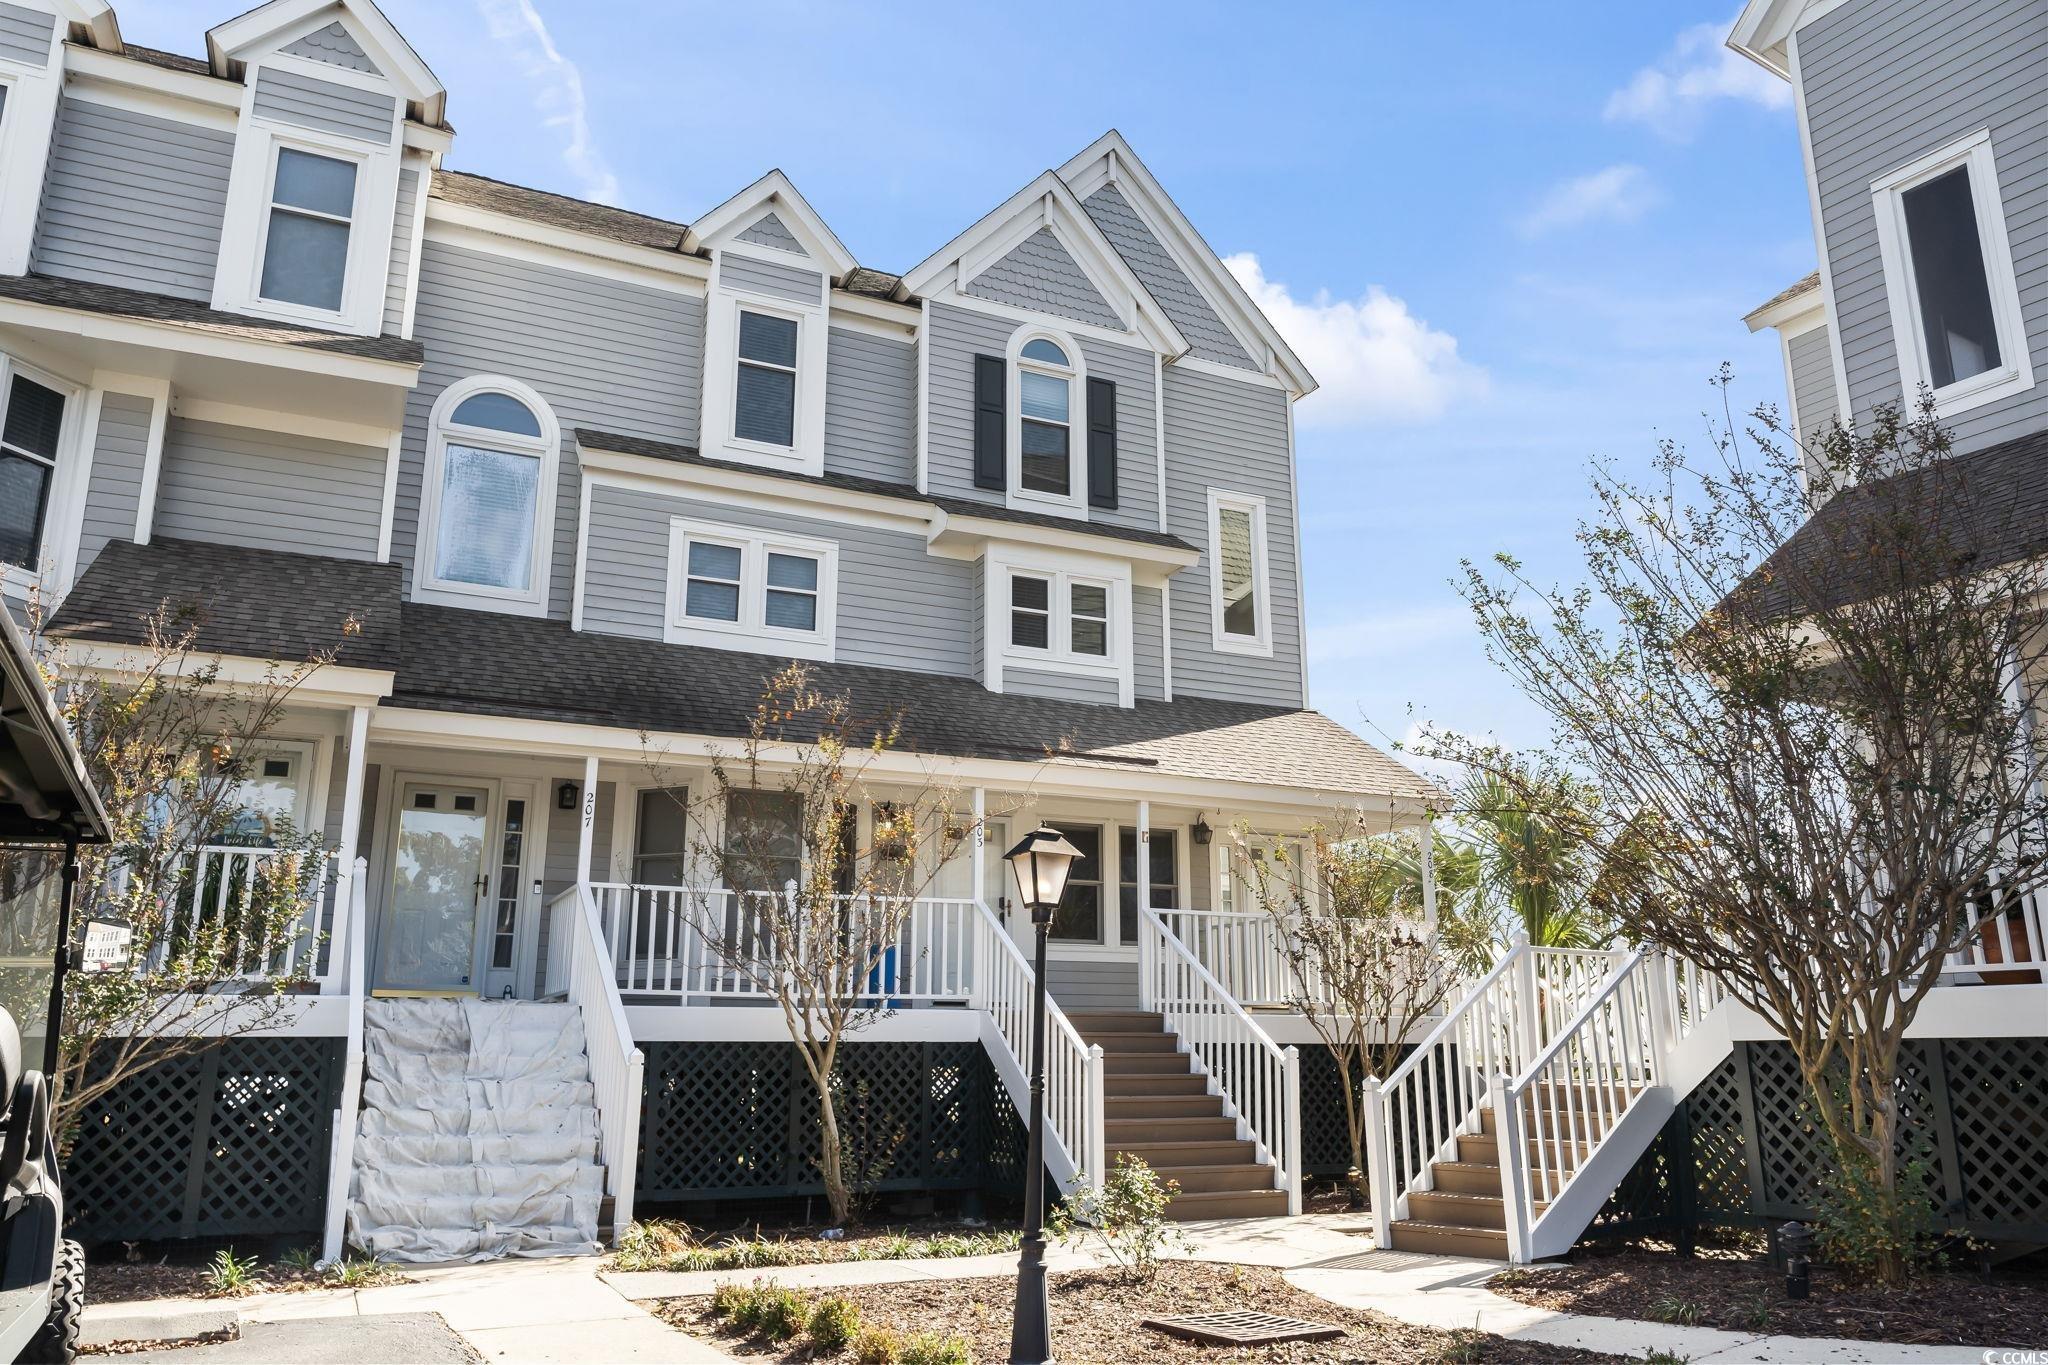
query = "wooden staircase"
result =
(1066, 1009, 1288, 1221)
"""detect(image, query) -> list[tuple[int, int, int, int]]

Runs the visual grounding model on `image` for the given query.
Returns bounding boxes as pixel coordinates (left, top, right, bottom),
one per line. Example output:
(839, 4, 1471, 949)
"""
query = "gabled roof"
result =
(1060, 131, 1317, 398)
(905, 169, 1189, 356)
(47, 0, 121, 52)
(686, 170, 859, 278)
(1744, 270, 1823, 332)
(1728, 0, 1847, 79)
(206, 0, 445, 126)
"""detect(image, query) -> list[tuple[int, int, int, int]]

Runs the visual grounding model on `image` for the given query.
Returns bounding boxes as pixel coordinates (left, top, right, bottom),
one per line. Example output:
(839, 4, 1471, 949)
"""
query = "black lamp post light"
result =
(1002, 826, 1082, 1365)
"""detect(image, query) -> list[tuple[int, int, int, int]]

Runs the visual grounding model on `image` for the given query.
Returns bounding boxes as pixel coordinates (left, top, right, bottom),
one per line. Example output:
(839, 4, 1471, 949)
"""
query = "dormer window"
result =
(735, 309, 799, 447)
(1018, 338, 1073, 497)
(415, 376, 560, 616)
(258, 147, 357, 313)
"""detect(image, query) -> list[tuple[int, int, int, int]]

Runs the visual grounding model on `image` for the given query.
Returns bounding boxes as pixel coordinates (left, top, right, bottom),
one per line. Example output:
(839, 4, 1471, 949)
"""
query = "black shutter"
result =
(1087, 376, 1118, 509)
(973, 355, 1006, 491)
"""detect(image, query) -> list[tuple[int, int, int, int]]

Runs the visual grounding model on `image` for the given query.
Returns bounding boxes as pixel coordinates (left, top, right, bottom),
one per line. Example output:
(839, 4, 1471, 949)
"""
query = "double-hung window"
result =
(0, 367, 66, 571)
(1007, 570, 1113, 663)
(668, 520, 838, 660)
(1009, 333, 1086, 509)
(1208, 489, 1273, 656)
(258, 147, 357, 314)
(734, 309, 799, 448)
(418, 378, 559, 614)
(1872, 131, 2033, 414)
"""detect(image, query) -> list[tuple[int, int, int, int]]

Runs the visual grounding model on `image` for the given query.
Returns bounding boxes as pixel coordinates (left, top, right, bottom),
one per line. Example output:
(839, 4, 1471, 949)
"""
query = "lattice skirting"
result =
(636, 1041, 1027, 1204)
(1593, 1037, 2048, 1245)
(64, 1037, 345, 1245)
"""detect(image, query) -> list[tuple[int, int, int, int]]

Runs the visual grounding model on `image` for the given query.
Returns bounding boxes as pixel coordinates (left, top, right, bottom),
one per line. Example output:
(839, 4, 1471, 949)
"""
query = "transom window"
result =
(0, 369, 66, 570)
(418, 377, 560, 614)
(667, 519, 838, 660)
(1208, 489, 1272, 656)
(259, 147, 357, 313)
(1007, 570, 1113, 664)
(735, 309, 799, 448)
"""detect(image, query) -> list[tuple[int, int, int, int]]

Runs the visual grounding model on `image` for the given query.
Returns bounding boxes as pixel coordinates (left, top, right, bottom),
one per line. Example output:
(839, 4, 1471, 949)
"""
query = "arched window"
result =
(418, 376, 559, 612)
(1008, 327, 1086, 507)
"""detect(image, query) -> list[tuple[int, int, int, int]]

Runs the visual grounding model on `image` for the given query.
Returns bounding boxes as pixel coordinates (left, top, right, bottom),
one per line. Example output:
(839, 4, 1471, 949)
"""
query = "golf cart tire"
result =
(20, 1238, 83, 1363)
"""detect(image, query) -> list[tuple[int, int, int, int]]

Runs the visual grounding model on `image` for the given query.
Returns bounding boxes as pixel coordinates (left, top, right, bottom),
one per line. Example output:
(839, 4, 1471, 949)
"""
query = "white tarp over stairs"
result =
(347, 998, 605, 1262)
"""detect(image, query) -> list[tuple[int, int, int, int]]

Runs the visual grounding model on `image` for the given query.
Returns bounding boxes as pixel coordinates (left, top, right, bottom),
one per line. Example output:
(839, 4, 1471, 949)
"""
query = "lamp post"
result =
(1003, 827, 1082, 1365)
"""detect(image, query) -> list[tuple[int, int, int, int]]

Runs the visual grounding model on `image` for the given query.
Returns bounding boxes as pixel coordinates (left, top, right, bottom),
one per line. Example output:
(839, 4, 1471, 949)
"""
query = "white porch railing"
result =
(319, 857, 368, 1263)
(1946, 871, 2048, 981)
(546, 885, 645, 1243)
(135, 844, 338, 987)
(1138, 907, 1302, 1212)
(1157, 910, 1293, 1008)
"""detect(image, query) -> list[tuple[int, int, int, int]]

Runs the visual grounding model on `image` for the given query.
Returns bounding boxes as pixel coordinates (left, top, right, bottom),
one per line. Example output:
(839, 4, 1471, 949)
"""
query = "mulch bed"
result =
(82, 1328, 240, 1356)
(89, 1257, 407, 1304)
(657, 1262, 1625, 1363)
(1488, 1242, 2048, 1348)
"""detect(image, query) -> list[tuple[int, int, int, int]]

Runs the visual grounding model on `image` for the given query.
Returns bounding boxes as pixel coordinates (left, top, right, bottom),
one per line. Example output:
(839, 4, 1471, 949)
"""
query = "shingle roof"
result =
(431, 170, 691, 253)
(0, 273, 425, 364)
(114, 44, 218, 77)
(389, 603, 1430, 799)
(574, 428, 1197, 554)
(840, 268, 908, 300)
(1745, 271, 1823, 326)
(47, 538, 405, 674)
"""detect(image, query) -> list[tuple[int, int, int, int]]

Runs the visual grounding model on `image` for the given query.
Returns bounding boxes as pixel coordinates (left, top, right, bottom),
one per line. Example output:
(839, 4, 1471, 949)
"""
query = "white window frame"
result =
(729, 300, 804, 456)
(1207, 488, 1273, 658)
(1871, 129, 2035, 418)
(252, 139, 361, 320)
(0, 27, 64, 276)
(664, 517, 839, 661)
(984, 538, 1134, 707)
(413, 375, 561, 617)
(1002, 567, 1118, 672)
(697, 251, 829, 477)
(0, 350, 87, 599)
(1006, 325, 1088, 517)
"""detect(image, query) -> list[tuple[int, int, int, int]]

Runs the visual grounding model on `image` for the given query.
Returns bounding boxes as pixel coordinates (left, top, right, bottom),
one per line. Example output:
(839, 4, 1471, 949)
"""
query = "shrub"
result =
(1649, 1295, 1704, 1326)
(709, 1281, 751, 1321)
(807, 1295, 862, 1351)
(1049, 1153, 1186, 1282)
(754, 1286, 812, 1342)
(1813, 1142, 1943, 1285)
(327, 1255, 401, 1288)
(203, 1249, 265, 1297)
(899, 1330, 972, 1365)
(852, 1324, 904, 1365)
(615, 1219, 697, 1270)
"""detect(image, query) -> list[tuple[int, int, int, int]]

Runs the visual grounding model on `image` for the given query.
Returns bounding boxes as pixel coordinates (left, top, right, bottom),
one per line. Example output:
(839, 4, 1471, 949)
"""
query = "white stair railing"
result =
(969, 897, 1102, 1192)
(320, 857, 368, 1263)
(1138, 907, 1302, 1213)
(548, 885, 645, 1244)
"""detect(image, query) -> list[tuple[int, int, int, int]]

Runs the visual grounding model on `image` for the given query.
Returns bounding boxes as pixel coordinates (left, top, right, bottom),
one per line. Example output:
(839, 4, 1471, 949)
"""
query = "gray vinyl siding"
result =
(721, 252, 823, 307)
(1788, 324, 1841, 440)
(1133, 584, 1165, 702)
(251, 66, 396, 144)
(969, 556, 985, 681)
(923, 302, 1160, 534)
(1045, 958, 1138, 1011)
(1799, 0, 2048, 454)
(735, 212, 803, 254)
(1003, 665, 1119, 707)
(537, 778, 614, 995)
(395, 240, 704, 620)
(0, 1, 54, 65)
(580, 483, 977, 676)
(1084, 184, 1255, 369)
(1189, 837, 1212, 912)
(31, 98, 232, 302)
(153, 417, 385, 560)
(1163, 367, 1305, 707)
(77, 392, 151, 574)
(964, 228, 1124, 332)
(384, 168, 419, 335)
(824, 326, 916, 484)
(281, 21, 380, 75)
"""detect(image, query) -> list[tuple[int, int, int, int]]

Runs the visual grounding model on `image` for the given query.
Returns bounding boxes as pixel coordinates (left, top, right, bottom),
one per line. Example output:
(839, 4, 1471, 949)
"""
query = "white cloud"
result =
(1604, 18, 1794, 140)
(1225, 254, 1485, 428)
(477, 0, 620, 204)
(1518, 164, 1661, 237)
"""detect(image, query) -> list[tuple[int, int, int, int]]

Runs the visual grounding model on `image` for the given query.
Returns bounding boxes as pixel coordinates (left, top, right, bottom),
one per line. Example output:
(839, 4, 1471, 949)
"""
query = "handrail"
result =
(1378, 939, 1525, 1096)
(553, 884, 645, 1244)
(1138, 907, 1301, 1213)
(319, 857, 368, 1263)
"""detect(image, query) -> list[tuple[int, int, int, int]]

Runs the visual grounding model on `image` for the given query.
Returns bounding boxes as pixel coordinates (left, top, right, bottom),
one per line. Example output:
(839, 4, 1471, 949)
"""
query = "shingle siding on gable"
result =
(1084, 183, 1255, 370)
(281, 21, 381, 75)
(384, 167, 419, 335)
(252, 66, 396, 144)
(735, 212, 804, 254)
(32, 98, 232, 302)
(1162, 366, 1303, 708)
(78, 392, 152, 575)
(721, 252, 822, 306)
(154, 417, 386, 560)
(1801, 0, 2048, 456)
(823, 325, 916, 484)
(965, 228, 1125, 332)
(396, 240, 706, 621)
(0, 1, 54, 65)
(1788, 324, 1839, 439)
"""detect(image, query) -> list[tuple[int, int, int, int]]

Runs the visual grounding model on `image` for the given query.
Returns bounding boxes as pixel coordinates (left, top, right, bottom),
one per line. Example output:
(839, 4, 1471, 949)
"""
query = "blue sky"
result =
(130, 0, 1817, 758)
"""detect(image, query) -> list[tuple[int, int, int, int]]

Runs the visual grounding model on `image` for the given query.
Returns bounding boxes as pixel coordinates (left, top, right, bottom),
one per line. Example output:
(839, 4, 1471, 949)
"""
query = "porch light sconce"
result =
(1191, 816, 1213, 846)
(557, 780, 578, 811)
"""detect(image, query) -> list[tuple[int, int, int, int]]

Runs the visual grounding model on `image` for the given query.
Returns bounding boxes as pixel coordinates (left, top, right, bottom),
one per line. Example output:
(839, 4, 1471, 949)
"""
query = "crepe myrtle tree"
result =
(1230, 820, 1459, 1207)
(642, 664, 1012, 1226)
(7, 603, 347, 1128)
(1422, 379, 2048, 1281)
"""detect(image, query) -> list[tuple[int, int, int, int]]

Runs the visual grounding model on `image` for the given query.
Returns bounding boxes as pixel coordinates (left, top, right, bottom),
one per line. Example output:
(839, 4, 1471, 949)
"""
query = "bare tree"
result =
(1231, 821, 1458, 1207)
(1426, 385, 2048, 1280)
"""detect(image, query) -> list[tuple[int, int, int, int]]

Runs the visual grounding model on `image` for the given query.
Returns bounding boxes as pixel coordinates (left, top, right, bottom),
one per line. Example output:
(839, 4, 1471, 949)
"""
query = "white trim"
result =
(0, 296, 421, 385)
(170, 396, 396, 448)
(916, 297, 932, 495)
(411, 374, 561, 616)
(570, 470, 593, 631)
(1284, 398, 1309, 707)
(206, 0, 444, 124)
(398, 154, 431, 340)
(830, 292, 918, 333)
(1153, 349, 1168, 534)
(697, 257, 829, 478)
(422, 205, 709, 294)
(1206, 488, 1273, 658)
(62, 640, 395, 705)
(987, 541, 1134, 707)
(0, 34, 64, 276)
(1869, 129, 2034, 419)
(578, 450, 928, 534)
(934, 289, 1167, 359)
(686, 169, 858, 277)
(0, 350, 89, 600)
(129, 377, 172, 545)
(1727, 0, 1850, 80)
(1159, 578, 1173, 702)
(663, 516, 839, 662)
(1005, 324, 1087, 518)
(374, 427, 402, 561)
(57, 76, 239, 131)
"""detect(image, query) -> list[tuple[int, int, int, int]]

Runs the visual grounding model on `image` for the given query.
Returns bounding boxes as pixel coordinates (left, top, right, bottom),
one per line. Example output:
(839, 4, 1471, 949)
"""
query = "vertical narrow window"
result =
(1010, 573, 1051, 649)
(1070, 582, 1108, 657)
(684, 541, 744, 622)
(259, 148, 356, 312)
(1902, 167, 2000, 388)
(1047, 822, 1103, 943)
(1209, 490, 1271, 654)
(1118, 828, 1178, 944)
(734, 310, 798, 447)
(724, 789, 802, 895)
(0, 371, 64, 569)
(634, 788, 690, 887)
(491, 799, 526, 971)
(1016, 338, 1073, 497)
(1217, 506, 1257, 637)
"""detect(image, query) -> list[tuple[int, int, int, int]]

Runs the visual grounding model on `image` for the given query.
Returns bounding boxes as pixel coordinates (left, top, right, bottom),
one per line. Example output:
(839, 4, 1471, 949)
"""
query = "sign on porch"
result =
(80, 917, 134, 973)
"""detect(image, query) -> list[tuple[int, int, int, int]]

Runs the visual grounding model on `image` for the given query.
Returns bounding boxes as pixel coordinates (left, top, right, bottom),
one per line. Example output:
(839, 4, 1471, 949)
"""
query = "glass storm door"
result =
(380, 782, 491, 992)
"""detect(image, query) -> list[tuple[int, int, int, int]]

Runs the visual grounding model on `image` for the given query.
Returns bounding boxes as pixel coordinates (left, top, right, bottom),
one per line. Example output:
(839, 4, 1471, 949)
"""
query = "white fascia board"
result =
(0, 296, 422, 387)
(686, 168, 858, 278)
(53, 0, 119, 50)
(1744, 281, 1825, 334)
(206, 0, 444, 122)
(576, 445, 929, 530)
(422, 206, 710, 293)
(57, 643, 395, 705)
(1727, 0, 1848, 79)
(926, 507, 1196, 585)
(829, 292, 919, 338)
(62, 45, 242, 114)
(1057, 130, 1317, 400)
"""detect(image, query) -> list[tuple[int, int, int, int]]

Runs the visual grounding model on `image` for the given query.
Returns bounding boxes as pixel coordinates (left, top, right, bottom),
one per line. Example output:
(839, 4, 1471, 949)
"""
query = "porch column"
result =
(575, 754, 599, 886)
(972, 787, 987, 899)
(331, 705, 371, 982)
(1136, 801, 1151, 1010)
(1419, 810, 1438, 929)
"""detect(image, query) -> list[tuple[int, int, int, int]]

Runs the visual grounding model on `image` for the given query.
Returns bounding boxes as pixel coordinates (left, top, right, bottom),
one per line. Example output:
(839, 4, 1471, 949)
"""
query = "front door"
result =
(379, 781, 492, 993)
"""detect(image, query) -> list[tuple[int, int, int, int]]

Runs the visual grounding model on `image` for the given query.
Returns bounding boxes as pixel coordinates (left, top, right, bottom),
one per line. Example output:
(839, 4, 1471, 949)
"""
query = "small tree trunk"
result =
(815, 1071, 850, 1225)
(1334, 1050, 1367, 1208)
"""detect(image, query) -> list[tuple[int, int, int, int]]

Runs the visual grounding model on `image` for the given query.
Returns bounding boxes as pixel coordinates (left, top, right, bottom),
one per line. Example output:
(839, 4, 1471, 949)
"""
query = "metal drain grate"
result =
(1142, 1311, 1345, 1346)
